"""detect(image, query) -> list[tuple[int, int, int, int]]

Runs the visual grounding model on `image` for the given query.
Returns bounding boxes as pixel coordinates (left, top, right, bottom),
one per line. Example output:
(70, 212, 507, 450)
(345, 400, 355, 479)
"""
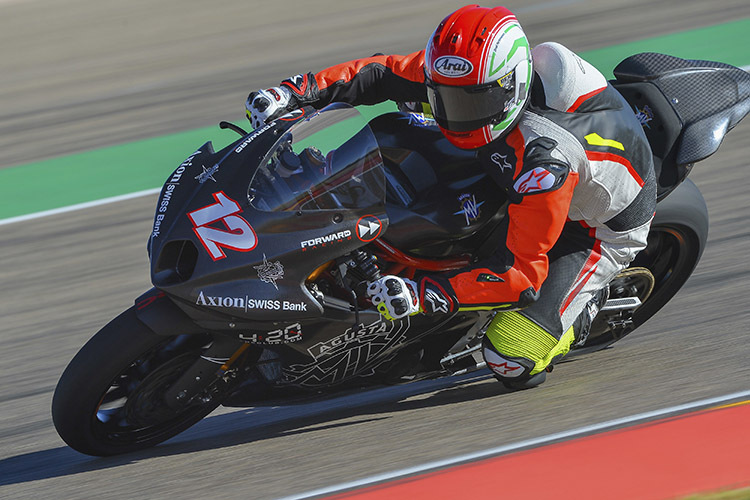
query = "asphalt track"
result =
(0, 0, 748, 498)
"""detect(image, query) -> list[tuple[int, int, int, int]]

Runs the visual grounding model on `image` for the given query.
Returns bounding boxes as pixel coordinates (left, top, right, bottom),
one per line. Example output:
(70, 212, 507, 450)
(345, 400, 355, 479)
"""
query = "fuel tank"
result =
(371, 113, 508, 258)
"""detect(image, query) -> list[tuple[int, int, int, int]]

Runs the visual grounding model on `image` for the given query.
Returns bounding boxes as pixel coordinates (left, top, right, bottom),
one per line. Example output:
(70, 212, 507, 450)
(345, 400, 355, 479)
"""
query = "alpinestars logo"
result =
(423, 288, 449, 314)
(283, 74, 309, 96)
(490, 153, 512, 173)
(513, 167, 555, 194)
(489, 361, 522, 376)
(483, 349, 524, 378)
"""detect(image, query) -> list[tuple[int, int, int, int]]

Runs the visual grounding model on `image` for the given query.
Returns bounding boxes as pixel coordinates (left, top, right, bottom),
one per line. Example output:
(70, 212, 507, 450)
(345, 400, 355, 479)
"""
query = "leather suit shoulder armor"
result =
(510, 137, 571, 199)
(531, 42, 607, 112)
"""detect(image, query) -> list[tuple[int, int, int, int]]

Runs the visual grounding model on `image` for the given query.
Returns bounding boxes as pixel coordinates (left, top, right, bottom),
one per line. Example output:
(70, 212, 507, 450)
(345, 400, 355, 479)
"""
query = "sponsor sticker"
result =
(195, 164, 219, 183)
(188, 191, 257, 261)
(254, 254, 284, 289)
(195, 291, 307, 312)
(433, 55, 474, 78)
(406, 112, 435, 127)
(282, 317, 410, 386)
(235, 123, 272, 154)
(152, 149, 201, 238)
(635, 104, 654, 128)
(498, 70, 514, 90)
(300, 230, 352, 251)
(356, 215, 382, 242)
(239, 323, 302, 344)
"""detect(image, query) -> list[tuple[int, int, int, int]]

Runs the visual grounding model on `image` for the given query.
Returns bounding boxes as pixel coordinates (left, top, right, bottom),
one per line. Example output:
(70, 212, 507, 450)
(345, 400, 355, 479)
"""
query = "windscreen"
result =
(248, 105, 386, 212)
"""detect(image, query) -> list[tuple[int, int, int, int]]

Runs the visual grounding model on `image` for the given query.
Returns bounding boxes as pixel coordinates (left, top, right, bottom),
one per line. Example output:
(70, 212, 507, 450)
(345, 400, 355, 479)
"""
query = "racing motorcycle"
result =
(52, 53, 750, 456)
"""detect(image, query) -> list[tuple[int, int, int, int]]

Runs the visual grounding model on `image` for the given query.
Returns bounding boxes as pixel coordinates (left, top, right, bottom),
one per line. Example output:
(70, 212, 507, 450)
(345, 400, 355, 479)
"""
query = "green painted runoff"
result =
(1, 18, 748, 220)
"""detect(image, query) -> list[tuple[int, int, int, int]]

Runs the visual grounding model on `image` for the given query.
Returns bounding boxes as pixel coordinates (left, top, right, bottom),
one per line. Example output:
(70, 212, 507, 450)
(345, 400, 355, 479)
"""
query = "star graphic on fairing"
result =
(195, 164, 219, 183)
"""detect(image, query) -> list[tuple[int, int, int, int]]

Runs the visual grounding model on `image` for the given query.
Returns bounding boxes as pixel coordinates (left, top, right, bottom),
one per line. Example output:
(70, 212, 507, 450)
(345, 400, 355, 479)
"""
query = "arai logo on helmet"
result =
(433, 55, 473, 78)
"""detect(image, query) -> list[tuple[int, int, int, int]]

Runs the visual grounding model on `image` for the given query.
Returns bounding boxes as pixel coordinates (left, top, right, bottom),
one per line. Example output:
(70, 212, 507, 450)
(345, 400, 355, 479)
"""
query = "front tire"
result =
(52, 307, 223, 456)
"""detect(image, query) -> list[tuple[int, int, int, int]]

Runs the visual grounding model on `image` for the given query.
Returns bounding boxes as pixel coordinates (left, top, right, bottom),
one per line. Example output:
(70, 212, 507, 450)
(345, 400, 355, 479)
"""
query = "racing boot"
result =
(482, 336, 548, 390)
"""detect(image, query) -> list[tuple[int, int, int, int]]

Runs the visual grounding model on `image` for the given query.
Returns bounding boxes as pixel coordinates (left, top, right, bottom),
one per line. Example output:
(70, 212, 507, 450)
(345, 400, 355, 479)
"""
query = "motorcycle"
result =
(52, 52, 750, 456)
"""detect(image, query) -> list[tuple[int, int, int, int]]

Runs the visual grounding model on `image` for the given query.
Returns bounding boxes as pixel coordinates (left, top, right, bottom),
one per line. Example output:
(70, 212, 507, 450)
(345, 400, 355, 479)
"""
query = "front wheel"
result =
(52, 307, 230, 456)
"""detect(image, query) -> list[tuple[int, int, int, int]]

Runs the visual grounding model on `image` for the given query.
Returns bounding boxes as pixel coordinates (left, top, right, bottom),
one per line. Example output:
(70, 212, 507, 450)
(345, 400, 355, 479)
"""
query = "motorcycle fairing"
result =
(148, 105, 388, 322)
(612, 53, 750, 199)
(265, 309, 484, 388)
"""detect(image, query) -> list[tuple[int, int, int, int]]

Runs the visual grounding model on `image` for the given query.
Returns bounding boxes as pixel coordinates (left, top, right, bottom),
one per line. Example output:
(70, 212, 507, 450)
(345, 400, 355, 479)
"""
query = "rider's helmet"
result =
(425, 5, 533, 149)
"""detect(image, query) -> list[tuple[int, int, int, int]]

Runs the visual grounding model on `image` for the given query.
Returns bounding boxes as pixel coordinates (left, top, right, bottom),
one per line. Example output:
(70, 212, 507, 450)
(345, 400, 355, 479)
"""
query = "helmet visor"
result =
(426, 79, 515, 132)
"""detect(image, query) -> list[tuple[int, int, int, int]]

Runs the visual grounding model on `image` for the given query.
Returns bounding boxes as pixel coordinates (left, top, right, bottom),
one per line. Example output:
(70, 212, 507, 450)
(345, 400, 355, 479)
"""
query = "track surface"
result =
(1, 1, 748, 498)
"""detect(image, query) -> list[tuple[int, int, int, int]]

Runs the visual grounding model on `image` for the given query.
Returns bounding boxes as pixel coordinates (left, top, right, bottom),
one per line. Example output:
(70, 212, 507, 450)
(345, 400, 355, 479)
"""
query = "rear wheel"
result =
(579, 179, 709, 351)
(52, 307, 236, 456)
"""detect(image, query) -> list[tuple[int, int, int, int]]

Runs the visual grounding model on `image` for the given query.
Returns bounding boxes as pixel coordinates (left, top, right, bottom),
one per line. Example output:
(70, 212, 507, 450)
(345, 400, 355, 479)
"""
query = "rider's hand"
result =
(367, 276, 420, 321)
(245, 86, 298, 129)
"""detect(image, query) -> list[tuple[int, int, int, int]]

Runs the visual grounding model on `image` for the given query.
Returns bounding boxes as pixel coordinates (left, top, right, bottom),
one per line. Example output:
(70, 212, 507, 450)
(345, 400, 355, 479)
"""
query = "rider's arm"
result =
(419, 138, 579, 313)
(281, 51, 428, 108)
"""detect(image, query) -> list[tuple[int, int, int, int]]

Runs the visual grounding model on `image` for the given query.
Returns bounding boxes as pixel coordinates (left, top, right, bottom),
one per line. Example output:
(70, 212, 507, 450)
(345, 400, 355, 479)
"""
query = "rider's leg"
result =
(482, 221, 626, 389)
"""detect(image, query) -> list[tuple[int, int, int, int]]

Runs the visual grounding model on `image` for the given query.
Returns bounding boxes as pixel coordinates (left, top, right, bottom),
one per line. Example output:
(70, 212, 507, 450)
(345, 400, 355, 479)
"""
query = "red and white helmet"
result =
(425, 5, 533, 149)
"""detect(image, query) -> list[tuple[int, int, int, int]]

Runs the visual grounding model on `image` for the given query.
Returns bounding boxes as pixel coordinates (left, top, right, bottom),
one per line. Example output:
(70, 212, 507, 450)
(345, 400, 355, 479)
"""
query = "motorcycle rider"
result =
(245, 5, 656, 389)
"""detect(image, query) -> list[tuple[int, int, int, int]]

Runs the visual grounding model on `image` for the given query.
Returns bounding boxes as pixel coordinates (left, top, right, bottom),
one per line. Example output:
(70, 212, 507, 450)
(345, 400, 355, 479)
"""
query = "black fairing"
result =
(147, 110, 387, 327)
(142, 106, 502, 389)
(612, 53, 750, 199)
(372, 113, 508, 257)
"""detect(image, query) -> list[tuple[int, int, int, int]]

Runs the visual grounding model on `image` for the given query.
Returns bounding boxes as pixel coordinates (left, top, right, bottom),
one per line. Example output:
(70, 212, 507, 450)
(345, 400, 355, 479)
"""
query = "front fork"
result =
(163, 335, 253, 409)
(134, 288, 257, 409)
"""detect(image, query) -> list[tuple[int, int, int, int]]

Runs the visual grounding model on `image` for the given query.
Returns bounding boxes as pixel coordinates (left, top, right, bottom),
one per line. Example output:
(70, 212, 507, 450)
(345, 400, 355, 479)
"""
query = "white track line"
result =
(2, 64, 749, 228)
(0, 188, 160, 226)
(278, 389, 750, 500)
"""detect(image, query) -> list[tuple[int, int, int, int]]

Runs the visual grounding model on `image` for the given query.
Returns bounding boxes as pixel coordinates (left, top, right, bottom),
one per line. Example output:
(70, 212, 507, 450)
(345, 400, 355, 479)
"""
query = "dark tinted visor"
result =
(426, 79, 514, 132)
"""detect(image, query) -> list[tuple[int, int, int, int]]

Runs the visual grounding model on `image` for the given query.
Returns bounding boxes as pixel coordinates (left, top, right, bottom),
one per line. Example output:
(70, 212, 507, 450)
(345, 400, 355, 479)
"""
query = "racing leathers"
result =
(260, 42, 656, 387)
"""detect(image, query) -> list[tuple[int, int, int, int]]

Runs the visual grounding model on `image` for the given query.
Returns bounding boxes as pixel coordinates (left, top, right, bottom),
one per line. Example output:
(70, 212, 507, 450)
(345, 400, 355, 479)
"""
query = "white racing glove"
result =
(367, 276, 421, 321)
(245, 86, 297, 129)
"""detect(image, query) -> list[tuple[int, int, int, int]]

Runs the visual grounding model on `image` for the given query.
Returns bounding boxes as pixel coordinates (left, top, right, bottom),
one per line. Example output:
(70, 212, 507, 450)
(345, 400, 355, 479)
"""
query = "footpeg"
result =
(601, 296, 641, 312)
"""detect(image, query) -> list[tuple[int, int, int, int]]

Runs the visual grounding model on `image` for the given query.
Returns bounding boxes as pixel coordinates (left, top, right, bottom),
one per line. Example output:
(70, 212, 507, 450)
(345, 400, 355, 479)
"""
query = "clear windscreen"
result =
(248, 105, 386, 212)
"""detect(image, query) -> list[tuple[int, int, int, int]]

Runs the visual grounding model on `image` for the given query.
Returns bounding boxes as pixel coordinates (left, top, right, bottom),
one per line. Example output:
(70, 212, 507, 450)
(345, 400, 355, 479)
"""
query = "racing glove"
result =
(367, 275, 456, 320)
(367, 276, 420, 321)
(245, 86, 298, 129)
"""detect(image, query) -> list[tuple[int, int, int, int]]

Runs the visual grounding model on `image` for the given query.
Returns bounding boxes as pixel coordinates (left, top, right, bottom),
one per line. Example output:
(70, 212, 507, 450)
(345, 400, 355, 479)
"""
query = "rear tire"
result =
(52, 307, 222, 456)
(579, 179, 709, 350)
